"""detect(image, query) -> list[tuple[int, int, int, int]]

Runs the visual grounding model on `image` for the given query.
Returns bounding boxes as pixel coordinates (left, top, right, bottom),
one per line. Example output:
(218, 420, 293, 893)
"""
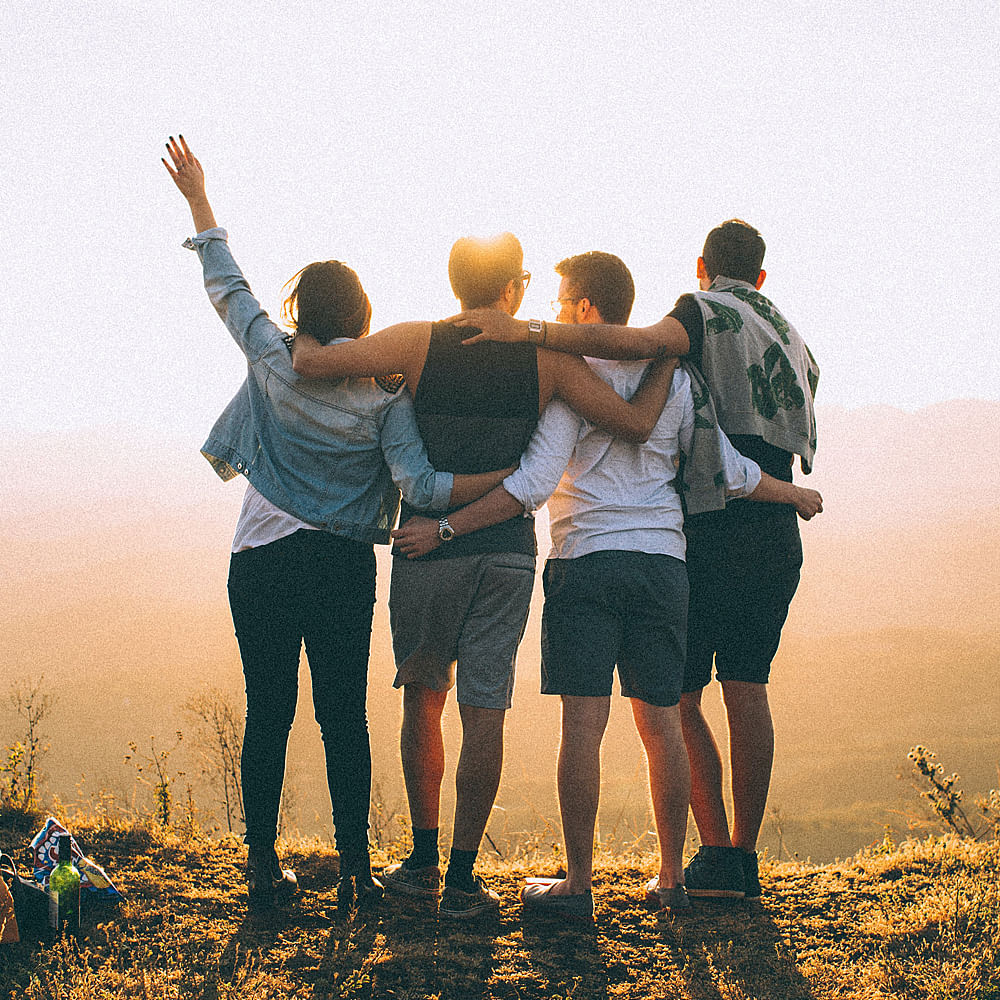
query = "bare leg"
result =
(451, 703, 507, 852)
(679, 688, 733, 847)
(400, 683, 449, 831)
(630, 699, 690, 887)
(546, 696, 611, 895)
(721, 680, 774, 852)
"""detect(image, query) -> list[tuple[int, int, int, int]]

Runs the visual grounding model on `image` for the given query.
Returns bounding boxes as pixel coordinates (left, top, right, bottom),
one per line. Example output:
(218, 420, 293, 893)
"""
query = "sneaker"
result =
(247, 846, 298, 911)
(644, 876, 692, 917)
(741, 850, 761, 902)
(683, 845, 745, 900)
(382, 860, 442, 898)
(439, 875, 501, 920)
(520, 878, 594, 923)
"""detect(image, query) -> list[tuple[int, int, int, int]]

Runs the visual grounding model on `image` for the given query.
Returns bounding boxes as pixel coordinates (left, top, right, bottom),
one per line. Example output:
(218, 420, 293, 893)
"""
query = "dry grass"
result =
(0, 821, 997, 1000)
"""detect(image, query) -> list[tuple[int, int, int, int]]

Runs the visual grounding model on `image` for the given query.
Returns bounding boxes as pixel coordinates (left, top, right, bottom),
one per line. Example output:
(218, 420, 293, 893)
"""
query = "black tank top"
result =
(397, 321, 540, 560)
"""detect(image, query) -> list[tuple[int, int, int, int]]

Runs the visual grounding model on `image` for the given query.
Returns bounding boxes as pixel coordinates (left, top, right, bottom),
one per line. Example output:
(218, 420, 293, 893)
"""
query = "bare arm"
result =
(452, 309, 690, 360)
(547, 354, 678, 443)
(449, 466, 517, 505)
(749, 475, 824, 520)
(392, 486, 524, 559)
(162, 135, 217, 233)
(290, 322, 430, 383)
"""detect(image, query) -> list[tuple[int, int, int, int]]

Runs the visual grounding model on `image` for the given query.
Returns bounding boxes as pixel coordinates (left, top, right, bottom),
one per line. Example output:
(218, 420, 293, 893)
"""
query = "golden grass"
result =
(0, 821, 997, 1000)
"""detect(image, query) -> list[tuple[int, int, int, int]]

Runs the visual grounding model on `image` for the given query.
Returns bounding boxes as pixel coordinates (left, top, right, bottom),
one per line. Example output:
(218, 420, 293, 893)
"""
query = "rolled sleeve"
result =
(718, 427, 762, 498)
(503, 400, 580, 512)
(379, 393, 454, 509)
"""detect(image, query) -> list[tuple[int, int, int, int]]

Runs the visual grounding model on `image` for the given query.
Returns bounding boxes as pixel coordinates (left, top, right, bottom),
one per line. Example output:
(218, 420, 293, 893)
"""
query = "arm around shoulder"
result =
(548, 353, 677, 443)
(542, 315, 689, 361)
(291, 321, 428, 380)
(457, 310, 689, 359)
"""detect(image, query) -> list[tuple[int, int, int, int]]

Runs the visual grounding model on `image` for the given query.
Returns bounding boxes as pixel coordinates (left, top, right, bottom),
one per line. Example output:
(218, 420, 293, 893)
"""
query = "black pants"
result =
(227, 529, 376, 868)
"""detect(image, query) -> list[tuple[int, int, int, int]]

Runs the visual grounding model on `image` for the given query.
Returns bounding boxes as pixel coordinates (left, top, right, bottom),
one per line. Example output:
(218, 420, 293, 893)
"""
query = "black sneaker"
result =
(247, 846, 298, 911)
(439, 874, 500, 920)
(382, 859, 442, 898)
(683, 846, 745, 900)
(741, 850, 761, 902)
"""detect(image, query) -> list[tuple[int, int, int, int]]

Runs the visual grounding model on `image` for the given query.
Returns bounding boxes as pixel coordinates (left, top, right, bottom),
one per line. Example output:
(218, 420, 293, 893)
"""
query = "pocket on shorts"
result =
(488, 553, 535, 573)
(542, 558, 569, 602)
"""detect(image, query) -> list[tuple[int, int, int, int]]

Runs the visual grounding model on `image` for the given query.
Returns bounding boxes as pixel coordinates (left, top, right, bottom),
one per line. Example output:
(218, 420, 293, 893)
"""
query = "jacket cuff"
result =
(430, 472, 455, 510)
(182, 226, 229, 249)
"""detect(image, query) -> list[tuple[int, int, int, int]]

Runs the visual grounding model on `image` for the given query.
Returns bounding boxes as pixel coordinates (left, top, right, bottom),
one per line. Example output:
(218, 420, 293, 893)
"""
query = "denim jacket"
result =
(188, 229, 453, 544)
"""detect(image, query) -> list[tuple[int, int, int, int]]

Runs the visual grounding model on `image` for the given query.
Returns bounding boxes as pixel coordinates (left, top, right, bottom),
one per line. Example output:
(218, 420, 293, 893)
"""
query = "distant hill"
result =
(1, 400, 998, 860)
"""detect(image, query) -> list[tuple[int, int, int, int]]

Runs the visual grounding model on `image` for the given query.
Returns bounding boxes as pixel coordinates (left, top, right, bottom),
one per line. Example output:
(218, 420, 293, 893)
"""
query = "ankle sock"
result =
(406, 827, 439, 869)
(445, 848, 478, 890)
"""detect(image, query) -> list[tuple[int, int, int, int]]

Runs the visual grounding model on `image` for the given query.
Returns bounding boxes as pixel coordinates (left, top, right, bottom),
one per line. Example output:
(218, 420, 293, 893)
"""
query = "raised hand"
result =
(161, 135, 216, 232)
(162, 135, 206, 200)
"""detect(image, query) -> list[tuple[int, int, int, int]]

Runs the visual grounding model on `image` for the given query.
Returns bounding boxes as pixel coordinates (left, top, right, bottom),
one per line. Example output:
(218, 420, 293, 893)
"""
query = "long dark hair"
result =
(281, 261, 372, 344)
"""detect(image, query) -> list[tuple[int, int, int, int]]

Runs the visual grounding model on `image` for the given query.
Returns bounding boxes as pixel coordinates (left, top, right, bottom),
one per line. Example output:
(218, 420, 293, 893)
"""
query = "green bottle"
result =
(48, 834, 81, 935)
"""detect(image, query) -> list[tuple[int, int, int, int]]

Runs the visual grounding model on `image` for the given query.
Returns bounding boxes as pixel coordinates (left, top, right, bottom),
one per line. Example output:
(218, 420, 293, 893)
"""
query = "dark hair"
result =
(281, 261, 371, 345)
(555, 251, 635, 325)
(702, 219, 766, 284)
(448, 233, 523, 309)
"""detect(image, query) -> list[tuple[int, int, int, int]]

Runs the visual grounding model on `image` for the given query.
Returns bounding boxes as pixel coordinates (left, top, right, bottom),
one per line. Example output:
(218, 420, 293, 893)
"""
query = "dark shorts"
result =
(683, 510, 802, 691)
(540, 551, 688, 708)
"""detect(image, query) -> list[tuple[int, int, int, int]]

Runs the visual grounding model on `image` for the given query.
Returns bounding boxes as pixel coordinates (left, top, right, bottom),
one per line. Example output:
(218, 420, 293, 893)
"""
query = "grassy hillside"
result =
(1, 818, 997, 1000)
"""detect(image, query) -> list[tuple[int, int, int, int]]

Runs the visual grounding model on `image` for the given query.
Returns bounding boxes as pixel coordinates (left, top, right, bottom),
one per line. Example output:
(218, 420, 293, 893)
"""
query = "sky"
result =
(2, 1, 999, 443)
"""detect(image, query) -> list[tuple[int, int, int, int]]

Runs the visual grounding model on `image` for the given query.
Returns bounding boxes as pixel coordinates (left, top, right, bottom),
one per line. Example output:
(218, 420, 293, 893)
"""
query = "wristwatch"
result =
(527, 318, 545, 344)
(438, 516, 455, 542)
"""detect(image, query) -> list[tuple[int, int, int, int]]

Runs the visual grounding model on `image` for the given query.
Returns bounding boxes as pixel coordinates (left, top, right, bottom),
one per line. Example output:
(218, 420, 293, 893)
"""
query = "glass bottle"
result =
(47, 834, 81, 935)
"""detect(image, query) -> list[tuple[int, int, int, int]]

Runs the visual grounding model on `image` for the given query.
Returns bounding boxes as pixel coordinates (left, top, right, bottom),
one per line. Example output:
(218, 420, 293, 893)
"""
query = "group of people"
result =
(163, 135, 822, 922)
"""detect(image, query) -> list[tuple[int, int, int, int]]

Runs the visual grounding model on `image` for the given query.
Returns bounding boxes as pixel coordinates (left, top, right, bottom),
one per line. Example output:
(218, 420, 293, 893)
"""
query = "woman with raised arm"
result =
(162, 136, 514, 916)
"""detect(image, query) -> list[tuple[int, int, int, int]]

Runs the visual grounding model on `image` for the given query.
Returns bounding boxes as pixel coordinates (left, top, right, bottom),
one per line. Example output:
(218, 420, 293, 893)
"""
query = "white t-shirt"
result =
(231, 482, 318, 553)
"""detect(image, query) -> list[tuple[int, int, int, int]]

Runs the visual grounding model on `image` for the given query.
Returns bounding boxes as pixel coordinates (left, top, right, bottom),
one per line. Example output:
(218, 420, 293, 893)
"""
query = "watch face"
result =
(438, 519, 455, 541)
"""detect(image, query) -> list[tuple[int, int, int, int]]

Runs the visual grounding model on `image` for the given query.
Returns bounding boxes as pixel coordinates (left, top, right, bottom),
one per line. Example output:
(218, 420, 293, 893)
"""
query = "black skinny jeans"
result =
(227, 529, 376, 870)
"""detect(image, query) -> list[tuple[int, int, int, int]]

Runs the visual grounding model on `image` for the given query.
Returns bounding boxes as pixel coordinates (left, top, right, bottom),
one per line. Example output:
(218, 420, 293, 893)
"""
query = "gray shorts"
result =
(389, 552, 535, 710)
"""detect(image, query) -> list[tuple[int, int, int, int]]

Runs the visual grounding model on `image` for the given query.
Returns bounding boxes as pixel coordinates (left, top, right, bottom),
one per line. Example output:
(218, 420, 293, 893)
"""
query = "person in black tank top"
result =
(385, 233, 541, 917)
(398, 322, 539, 560)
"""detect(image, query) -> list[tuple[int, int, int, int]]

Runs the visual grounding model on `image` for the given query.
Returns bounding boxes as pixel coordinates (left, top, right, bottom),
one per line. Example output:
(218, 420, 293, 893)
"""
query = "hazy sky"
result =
(3, 1, 998, 440)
